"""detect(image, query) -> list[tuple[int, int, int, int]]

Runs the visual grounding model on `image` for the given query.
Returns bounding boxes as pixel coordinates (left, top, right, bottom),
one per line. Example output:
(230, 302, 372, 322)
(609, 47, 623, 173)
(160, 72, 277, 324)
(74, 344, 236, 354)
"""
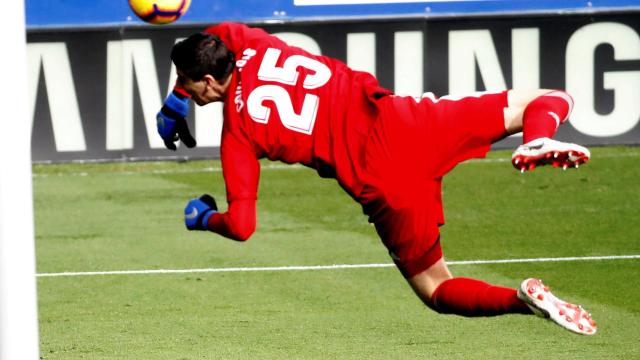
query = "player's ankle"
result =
(522, 136, 549, 145)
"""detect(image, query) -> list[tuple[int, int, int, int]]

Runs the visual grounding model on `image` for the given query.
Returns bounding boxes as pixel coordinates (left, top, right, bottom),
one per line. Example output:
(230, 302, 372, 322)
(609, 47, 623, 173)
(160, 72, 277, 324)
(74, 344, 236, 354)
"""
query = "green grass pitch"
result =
(34, 146, 640, 359)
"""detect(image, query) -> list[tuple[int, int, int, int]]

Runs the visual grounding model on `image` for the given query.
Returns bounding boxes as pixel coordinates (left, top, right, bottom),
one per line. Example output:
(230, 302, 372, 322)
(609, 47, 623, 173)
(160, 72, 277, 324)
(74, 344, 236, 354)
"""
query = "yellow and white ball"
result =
(128, 0, 191, 25)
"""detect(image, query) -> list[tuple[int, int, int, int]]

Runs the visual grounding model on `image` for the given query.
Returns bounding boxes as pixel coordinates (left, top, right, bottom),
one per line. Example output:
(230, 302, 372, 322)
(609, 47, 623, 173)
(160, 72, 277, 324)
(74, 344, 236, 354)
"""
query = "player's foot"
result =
(517, 278, 597, 335)
(511, 137, 590, 173)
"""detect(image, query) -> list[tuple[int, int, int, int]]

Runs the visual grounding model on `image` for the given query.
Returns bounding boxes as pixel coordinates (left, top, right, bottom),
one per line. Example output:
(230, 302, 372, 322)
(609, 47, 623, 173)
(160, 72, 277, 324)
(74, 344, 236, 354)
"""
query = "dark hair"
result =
(170, 32, 235, 81)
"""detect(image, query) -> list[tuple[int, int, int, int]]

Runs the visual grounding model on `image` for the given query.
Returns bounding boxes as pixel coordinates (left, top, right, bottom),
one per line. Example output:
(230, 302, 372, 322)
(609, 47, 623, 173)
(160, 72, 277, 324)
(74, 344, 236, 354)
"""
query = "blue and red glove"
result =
(157, 89, 196, 150)
(184, 194, 218, 230)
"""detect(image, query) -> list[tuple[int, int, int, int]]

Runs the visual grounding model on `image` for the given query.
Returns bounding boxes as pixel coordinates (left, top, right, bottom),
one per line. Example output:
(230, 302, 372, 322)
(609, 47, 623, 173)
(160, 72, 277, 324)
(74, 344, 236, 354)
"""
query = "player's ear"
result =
(203, 74, 218, 88)
(204, 74, 231, 97)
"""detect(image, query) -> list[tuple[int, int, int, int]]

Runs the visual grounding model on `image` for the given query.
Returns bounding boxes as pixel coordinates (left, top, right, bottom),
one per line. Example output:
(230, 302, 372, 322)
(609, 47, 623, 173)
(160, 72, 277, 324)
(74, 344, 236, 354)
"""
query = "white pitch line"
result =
(37, 254, 640, 278)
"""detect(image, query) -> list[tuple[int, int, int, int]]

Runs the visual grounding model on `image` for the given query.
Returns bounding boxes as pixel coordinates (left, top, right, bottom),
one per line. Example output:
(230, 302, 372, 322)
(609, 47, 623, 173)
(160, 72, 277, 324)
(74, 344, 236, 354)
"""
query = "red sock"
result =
(431, 277, 532, 317)
(522, 90, 573, 144)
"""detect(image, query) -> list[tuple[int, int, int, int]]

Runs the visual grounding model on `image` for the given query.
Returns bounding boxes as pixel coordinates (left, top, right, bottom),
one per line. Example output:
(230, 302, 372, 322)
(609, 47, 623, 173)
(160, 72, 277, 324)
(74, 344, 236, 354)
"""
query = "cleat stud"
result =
(554, 152, 559, 158)
(575, 163, 579, 169)
(563, 164, 568, 170)
(568, 151, 573, 157)
(537, 294, 544, 301)
(578, 324, 584, 330)
(559, 310, 565, 316)
(566, 316, 573, 322)
(543, 286, 549, 292)
(515, 159, 520, 165)
(520, 167, 526, 174)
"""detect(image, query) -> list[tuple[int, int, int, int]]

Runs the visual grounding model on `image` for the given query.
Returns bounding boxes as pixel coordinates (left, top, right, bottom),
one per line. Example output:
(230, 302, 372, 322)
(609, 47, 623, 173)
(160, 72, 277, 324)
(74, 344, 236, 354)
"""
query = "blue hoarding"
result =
(26, 0, 640, 28)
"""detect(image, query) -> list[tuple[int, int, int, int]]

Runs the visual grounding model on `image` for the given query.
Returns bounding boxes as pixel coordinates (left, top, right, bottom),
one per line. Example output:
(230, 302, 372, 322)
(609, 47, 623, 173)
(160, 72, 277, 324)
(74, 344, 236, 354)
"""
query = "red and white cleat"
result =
(517, 278, 597, 335)
(512, 137, 590, 173)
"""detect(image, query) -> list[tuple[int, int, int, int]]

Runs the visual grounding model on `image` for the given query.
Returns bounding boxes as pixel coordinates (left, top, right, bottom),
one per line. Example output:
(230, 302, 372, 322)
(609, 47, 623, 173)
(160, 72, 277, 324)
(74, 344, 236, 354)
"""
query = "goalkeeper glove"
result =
(184, 194, 218, 230)
(157, 90, 196, 151)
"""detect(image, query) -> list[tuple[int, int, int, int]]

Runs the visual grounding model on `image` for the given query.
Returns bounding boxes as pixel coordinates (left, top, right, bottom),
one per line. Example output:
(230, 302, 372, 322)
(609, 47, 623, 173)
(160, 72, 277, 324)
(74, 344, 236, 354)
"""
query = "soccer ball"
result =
(128, 0, 191, 25)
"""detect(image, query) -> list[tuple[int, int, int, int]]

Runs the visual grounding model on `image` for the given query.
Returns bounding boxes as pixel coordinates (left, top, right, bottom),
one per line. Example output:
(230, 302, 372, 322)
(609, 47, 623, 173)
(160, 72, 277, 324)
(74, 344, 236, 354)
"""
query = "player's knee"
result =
(409, 277, 450, 313)
(406, 259, 453, 310)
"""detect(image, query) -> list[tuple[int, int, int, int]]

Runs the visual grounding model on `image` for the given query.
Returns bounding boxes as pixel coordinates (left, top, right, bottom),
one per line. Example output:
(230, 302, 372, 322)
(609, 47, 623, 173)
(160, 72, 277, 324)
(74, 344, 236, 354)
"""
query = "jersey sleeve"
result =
(205, 127, 260, 241)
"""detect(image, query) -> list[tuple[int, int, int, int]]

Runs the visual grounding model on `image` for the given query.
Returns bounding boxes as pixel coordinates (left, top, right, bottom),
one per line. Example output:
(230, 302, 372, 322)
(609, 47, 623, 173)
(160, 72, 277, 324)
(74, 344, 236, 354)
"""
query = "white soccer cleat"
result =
(512, 137, 590, 173)
(517, 278, 597, 335)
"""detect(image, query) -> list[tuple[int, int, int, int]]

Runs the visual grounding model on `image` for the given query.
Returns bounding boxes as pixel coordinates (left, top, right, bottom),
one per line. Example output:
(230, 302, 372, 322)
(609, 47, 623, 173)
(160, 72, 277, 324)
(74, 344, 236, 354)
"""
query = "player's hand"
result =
(184, 194, 218, 230)
(157, 90, 196, 151)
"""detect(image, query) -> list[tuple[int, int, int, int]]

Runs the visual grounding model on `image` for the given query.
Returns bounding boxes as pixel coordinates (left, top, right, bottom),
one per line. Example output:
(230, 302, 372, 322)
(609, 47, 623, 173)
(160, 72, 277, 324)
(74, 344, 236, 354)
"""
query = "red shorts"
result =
(359, 91, 508, 278)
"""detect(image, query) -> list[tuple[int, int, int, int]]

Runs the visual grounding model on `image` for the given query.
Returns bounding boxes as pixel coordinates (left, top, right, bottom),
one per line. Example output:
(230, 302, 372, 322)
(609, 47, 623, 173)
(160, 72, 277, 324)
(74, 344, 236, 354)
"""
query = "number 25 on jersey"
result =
(247, 48, 332, 135)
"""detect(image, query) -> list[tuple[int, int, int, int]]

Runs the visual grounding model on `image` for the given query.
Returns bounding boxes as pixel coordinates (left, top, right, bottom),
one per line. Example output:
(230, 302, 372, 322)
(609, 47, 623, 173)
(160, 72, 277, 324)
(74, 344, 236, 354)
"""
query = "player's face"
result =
(176, 69, 229, 106)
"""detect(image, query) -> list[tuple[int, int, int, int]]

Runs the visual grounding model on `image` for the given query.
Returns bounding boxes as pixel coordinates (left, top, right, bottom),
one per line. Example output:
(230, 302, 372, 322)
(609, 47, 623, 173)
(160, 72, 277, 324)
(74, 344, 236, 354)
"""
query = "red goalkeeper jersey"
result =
(203, 22, 392, 240)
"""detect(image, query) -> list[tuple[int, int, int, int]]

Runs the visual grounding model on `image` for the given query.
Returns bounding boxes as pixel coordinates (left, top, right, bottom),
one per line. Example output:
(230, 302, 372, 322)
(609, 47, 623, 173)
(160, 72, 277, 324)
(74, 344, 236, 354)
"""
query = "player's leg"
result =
(417, 89, 582, 177)
(407, 262, 598, 334)
(505, 89, 591, 172)
(406, 259, 532, 316)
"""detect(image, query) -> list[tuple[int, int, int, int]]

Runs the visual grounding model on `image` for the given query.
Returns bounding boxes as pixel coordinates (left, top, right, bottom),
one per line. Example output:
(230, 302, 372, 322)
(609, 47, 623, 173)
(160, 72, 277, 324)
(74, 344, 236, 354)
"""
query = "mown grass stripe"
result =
(32, 151, 640, 178)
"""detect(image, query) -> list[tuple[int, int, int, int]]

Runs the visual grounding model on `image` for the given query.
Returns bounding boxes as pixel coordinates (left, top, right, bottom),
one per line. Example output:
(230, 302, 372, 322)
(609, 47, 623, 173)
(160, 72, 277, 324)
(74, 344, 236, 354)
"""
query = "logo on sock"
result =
(548, 111, 561, 127)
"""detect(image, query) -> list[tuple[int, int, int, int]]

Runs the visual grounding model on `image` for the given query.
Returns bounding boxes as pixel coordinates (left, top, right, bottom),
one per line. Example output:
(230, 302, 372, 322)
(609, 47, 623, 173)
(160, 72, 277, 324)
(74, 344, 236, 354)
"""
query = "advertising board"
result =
(28, 14, 640, 162)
